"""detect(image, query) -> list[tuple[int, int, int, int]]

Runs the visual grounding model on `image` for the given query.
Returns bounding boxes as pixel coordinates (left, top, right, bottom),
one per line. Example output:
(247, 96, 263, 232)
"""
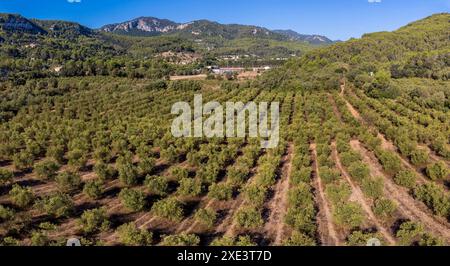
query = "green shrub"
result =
(210, 235, 256, 246)
(426, 162, 449, 181)
(30, 230, 50, 246)
(334, 202, 365, 229)
(0, 237, 20, 246)
(67, 149, 88, 170)
(9, 184, 34, 208)
(0, 205, 15, 221)
(34, 160, 60, 180)
(83, 180, 104, 200)
(169, 167, 189, 181)
(78, 208, 110, 234)
(373, 198, 397, 218)
(291, 167, 312, 184)
(194, 208, 217, 228)
(36, 193, 74, 218)
(138, 157, 156, 176)
(339, 151, 361, 167)
(396, 221, 424, 246)
(208, 183, 233, 201)
(177, 178, 202, 196)
(242, 184, 266, 207)
(94, 162, 117, 180)
(418, 233, 445, 246)
(284, 206, 316, 235)
(361, 177, 384, 199)
(160, 233, 200, 246)
(227, 166, 250, 186)
(288, 183, 314, 206)
(0, 168, 14, 185)
(284, 231, 316, 246)
(319, 167, 341, 184)
(144, 175, 168, 196)
(118, 162, 139, 187)
(94, 146, 112, 163)
(348, 162, 370, 183)
(235, 207, 263, 229)
(410, 149, 429, 166)
(46, 145, 65, 164)
(394, 170, 417, 189)
(325, 182, 352, 205)
(55, 171, 81, 192)
(346, 231, 383, 246)
(13, 151, 34, 171)
(375, 149, 402, 175)
(117, 222, 153, 246)
(151, 198, 184, 222)
(414, 183, 450, 217)
(119, 188, 146, 212)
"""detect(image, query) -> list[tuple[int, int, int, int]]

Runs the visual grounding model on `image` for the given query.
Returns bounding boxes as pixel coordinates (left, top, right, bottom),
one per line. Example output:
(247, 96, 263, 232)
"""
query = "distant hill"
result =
(273, 29, 334, 44)
(0, 14, 46, 34)
(100, 16, 332, 44)
(101, 17, 180, 36)
(34, 20, 94, 38)
(100, 16, 282, 40)
(260, 13, 450, 91)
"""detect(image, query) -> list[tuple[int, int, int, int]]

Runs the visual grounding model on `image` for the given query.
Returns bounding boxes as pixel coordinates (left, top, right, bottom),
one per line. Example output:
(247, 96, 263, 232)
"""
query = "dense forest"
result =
(259, 13, 449, 95)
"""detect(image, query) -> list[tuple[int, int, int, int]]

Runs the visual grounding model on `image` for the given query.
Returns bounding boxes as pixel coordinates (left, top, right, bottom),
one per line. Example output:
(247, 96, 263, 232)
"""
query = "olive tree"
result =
(55, 171, 81, 192)
(394, 170, 417, 189)
(194, 208, 217, 228)
(334, 202, 365, 230)
(235, 207, 263, 229)
(177, 178, 202, 197)
(426, 162, 448, 181)
(77, 208, 110, 234)
(144, 175, 168, 196)
(0, 169, 14, 185)
(36, 193, 74, 218)
(151, 197, 184, 222)
(207, 183, 233, 201)
(160, 233, 200, 246)
(117, 222, 153, 246)
(9, 184, 35, 208)
(284, 231, 316, 246)
(83, 180, 104, 200)
(119, 188, 146, 212)
(34, 160, 60, 180)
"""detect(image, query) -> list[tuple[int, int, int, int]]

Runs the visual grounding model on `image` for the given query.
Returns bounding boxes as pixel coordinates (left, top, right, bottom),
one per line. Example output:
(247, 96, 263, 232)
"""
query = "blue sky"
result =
(1, 0, 449, 40)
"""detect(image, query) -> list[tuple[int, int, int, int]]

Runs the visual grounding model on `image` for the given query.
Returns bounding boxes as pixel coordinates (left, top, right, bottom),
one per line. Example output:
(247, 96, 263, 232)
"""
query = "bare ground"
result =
(310, 143, 341, 246)
(264, 143, 294, 245)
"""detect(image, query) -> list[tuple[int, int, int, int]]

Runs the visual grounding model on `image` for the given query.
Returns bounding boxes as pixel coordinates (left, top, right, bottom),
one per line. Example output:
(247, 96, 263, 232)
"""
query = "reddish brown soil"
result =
(311, 143, 341, 246)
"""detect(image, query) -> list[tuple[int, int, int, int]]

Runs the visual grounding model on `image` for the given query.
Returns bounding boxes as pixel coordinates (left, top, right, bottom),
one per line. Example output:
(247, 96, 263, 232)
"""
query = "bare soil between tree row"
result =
(351, 140, 450, 241)
(264, 143, 294, 245)
(310, 143, 341, 246)
(331, 141, 396, 245)
(342, 89, 448, 190)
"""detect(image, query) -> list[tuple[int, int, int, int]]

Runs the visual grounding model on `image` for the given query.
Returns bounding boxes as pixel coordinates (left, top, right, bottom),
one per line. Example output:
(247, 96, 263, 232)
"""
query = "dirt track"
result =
(311, 143, 341, 246)
(264, 143, 294, 245)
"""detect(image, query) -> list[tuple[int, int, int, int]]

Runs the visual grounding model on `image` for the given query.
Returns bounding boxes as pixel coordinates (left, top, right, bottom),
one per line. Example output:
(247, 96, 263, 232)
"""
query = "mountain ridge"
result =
(100, 16, 333, 44)
(273, 29, 334, 44)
